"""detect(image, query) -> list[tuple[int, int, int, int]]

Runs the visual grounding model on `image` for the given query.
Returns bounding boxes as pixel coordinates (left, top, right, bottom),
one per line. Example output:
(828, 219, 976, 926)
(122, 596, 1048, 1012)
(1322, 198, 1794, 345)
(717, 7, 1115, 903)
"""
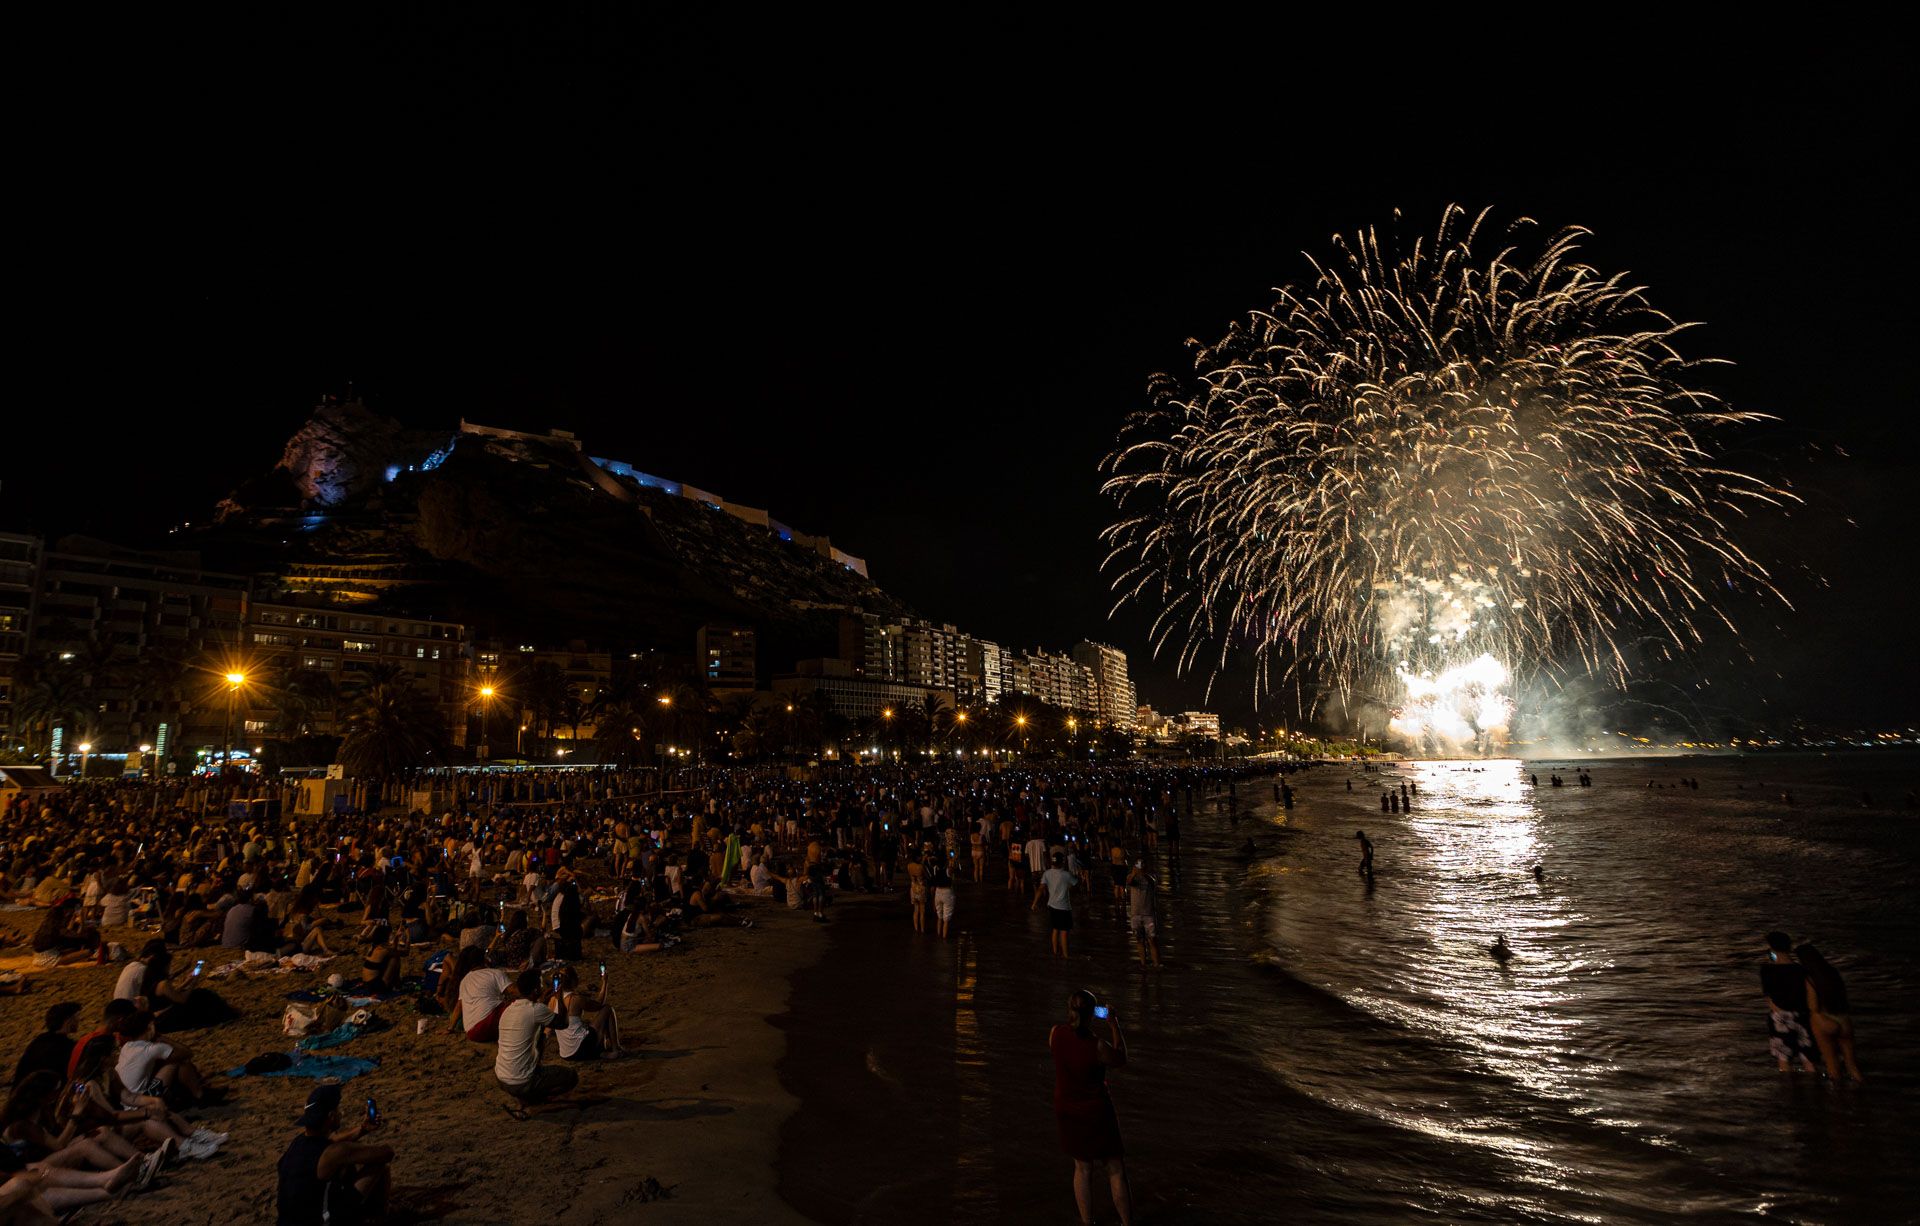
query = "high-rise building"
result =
(1176, 711, 1222, 739)
(0, 533, 39, 747)
(1073, 640, 1136, 731)
(960, 636, 1004, 705)
(247, 600, 469, 745)
(24, 537, 250, 763)
(697, 624, 756, 693)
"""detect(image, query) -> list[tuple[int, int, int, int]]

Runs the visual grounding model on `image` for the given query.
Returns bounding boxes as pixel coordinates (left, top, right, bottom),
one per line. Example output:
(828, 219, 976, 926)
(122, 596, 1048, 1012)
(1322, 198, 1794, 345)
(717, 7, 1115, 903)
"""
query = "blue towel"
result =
(296, 1023, 367, 1052)
(225, 1053, 379, 1081)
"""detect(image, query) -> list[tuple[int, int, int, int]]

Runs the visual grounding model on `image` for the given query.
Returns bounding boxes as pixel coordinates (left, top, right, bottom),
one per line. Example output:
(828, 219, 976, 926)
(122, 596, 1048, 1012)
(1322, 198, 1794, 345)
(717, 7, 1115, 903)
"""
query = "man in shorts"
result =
(1032, 852, 1079, 958)
(1126, 863, 1161, 968)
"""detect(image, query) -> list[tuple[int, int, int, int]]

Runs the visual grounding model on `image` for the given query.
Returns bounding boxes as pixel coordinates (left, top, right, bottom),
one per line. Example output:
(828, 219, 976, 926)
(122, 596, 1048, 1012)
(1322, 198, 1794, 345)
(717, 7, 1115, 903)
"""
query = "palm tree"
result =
(338, 670, 446, 780)
(592, 699, 648, 766)
(793, 690, 834, 757)
(14, 663, 89, 759)
(263, 665, 335, 738)
(522, 660, 569, 755)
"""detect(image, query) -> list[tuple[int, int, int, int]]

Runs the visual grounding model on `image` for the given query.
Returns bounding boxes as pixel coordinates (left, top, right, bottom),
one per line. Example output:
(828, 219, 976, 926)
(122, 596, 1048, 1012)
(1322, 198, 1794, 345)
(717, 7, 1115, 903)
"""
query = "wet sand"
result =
(1, 899, 825, 1225)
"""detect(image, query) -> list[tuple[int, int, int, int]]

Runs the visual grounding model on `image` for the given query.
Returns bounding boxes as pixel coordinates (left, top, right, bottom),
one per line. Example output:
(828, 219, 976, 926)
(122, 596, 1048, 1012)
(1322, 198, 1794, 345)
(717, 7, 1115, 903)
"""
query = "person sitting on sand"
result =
(453, 955, 515, 1042)
(132, 947, 233, 1033)
(28, 897, 101, 968)
(2, 1070, 148, 1176)
(434, 947, 486, 1025)
(549, 965, 624, 1061)
(275, 1083, 392, 1226)
(355, 924, 404, 994)
(177, 892, 227, 948)
(497, 967, 576, 1115)
(0, 1130, 153, 1222)
(279, 896, 334, 958)
(10, 1004, 82, 1091)
(67, 1036, 195, 1153)
(113, 1011, 216, 1110)
(489, 909, 546, 972)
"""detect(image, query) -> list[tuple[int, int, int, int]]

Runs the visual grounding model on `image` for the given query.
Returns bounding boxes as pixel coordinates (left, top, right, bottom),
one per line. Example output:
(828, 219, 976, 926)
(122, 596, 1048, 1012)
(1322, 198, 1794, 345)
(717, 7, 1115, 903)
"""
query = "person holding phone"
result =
(495, 968, 575, 1115)
(1050, 989, 1132, 1226)
(547, 965, 625, 1061)
(275, 1083, 392, 1226)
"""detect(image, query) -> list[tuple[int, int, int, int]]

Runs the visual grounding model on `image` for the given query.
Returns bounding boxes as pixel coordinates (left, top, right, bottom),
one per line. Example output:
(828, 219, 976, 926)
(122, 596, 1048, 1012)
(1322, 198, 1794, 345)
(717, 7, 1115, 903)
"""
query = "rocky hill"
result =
(202, 398, 907, 656)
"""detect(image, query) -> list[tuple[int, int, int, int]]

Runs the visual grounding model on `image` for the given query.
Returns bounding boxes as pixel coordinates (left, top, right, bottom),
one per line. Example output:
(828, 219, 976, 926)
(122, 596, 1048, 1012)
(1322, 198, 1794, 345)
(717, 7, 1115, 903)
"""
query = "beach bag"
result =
(283, 1003, 322, 1036)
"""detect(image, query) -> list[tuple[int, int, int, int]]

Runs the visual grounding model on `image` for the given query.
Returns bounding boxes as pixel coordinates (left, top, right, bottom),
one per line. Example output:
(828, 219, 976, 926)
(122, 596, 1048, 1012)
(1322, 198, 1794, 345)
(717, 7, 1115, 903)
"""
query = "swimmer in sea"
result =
(1490, 934, 1513, 963)
(1532, 864, 1544, 883)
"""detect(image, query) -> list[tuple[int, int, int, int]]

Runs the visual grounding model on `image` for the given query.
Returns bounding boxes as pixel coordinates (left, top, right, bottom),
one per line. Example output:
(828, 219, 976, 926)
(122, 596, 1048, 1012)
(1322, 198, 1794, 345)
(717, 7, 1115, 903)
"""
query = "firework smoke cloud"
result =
(1100, 206, 1790, 748)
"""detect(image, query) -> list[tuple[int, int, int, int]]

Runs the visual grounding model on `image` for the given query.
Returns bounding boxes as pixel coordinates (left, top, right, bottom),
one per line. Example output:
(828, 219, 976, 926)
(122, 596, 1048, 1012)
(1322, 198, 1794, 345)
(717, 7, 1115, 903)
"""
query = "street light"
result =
(138, 743, 153, 779)
(222, 671, 247, 773)
(77, 741, 92, 780)
(477, 684, 497, 762)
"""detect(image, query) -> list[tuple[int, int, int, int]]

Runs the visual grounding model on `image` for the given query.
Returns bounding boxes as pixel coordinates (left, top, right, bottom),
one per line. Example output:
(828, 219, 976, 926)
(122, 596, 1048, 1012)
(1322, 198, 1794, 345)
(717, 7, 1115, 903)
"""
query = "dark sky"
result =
(5, 16, 1913, 731)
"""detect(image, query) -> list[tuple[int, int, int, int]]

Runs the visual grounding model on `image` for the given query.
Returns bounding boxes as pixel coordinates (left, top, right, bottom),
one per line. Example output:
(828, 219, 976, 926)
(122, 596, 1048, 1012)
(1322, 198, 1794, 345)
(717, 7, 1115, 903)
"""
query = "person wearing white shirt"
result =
(1032, 852, 1080, 958)
(496, 967, 576, 1113)
(455, 966, 515, 1042)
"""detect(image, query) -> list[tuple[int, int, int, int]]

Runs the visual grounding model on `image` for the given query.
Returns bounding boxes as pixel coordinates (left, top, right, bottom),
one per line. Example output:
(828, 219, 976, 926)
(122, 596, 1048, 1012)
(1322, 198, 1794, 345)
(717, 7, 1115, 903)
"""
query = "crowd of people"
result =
(0, 758, 1276, 1222)
(1, 750, 1878, 1223)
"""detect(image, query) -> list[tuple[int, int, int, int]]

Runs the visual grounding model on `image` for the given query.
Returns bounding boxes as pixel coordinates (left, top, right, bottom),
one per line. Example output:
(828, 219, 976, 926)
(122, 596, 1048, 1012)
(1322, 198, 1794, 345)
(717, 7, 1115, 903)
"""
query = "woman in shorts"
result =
(931, 859, 956, 941)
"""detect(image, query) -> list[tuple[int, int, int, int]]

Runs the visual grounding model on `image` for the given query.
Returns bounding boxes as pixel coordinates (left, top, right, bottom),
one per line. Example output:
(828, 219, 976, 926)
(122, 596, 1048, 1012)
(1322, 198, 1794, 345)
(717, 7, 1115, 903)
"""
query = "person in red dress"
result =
(1049, 989, 1132, 1226)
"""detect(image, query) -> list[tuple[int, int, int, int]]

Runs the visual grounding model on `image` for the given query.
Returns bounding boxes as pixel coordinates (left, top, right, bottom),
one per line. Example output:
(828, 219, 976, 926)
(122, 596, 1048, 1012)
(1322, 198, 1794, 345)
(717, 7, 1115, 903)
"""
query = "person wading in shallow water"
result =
(1050, 989, 1132, 1226)
(1354, 830, 1374, 877)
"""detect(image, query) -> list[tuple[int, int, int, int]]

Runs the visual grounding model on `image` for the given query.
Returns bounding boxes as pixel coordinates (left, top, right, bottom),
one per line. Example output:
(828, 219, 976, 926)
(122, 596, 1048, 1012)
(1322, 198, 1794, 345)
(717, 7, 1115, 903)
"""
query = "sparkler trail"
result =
(1100, 206, 1792, 744)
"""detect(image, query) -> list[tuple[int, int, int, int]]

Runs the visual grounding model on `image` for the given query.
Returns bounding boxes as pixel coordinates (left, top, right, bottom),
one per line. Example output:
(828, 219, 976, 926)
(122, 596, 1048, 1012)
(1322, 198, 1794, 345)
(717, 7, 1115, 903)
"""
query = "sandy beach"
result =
(1, 895, 827, 1226)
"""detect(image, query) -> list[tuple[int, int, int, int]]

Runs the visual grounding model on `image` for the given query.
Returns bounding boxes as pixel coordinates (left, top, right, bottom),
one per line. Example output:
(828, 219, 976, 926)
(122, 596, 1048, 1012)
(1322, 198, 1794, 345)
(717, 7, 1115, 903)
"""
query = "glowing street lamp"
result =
(77, 741, 93, 780)
(476, 684, 497, 762)
(222, 671, 247, 772)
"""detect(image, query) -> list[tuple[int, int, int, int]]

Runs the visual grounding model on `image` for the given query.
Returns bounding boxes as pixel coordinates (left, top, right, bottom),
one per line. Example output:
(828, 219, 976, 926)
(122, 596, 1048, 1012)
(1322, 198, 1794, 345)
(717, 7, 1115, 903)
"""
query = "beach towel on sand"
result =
(224, 1053, 379, 1082)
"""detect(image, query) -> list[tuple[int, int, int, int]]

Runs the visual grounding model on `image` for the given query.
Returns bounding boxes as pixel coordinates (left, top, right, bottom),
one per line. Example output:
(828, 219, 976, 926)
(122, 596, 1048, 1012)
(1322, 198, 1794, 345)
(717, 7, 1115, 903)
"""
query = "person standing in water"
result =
(1050, 990, 1132, 1226)
(1354, 830, 1373, 877)
(1760, 931, 1818, 1073)
(1797, 944, 1864, 1082)
(1125, 863, 1160, 969)
(1033, 852, 1079, 959)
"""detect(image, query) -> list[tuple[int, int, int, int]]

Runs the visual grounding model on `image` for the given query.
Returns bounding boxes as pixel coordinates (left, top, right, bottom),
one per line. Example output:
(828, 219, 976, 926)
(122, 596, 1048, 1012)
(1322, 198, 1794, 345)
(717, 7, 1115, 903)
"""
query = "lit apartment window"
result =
(342, 640, 378, 653)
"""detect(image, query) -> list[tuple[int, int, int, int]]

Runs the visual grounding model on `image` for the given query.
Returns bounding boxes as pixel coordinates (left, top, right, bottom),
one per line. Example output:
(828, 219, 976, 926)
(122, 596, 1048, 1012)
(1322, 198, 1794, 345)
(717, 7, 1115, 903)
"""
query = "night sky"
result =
(6, 17, 1912, 732)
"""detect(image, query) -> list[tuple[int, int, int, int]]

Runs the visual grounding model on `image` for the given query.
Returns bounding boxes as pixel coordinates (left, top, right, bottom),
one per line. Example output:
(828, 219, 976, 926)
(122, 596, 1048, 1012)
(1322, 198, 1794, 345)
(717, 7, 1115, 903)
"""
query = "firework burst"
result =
(1100, 206, 1792, 729)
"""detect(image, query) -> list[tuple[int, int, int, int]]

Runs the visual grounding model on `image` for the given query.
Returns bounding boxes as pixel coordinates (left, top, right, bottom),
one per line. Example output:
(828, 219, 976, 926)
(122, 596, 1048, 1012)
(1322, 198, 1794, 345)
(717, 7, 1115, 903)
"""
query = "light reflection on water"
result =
(1253, 753, 1920, 1220)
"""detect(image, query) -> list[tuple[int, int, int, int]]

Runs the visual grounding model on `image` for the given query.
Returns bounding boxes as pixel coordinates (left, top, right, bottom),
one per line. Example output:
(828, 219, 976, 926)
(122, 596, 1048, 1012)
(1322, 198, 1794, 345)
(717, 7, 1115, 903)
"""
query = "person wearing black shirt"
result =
(1760, 931, 1818, 1073)
(276, 1084, 392, 1226)
(9, 1002, 81, 1088)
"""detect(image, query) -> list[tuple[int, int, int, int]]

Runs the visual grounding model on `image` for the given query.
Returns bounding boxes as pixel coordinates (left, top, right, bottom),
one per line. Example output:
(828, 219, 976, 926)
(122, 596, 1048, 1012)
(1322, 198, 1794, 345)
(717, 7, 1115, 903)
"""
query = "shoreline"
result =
(2, 897, 829, 1225)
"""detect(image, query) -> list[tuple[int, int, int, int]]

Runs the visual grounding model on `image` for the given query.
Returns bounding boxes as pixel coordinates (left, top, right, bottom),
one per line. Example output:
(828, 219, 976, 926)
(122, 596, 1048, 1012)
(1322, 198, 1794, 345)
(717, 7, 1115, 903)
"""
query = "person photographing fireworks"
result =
(1050, 989, 1132, 1226)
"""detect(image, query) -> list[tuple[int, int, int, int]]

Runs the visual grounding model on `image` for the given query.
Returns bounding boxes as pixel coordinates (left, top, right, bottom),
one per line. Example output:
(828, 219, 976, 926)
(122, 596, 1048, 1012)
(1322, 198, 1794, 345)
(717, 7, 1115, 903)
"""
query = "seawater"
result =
(776, 754, 1918, 1224)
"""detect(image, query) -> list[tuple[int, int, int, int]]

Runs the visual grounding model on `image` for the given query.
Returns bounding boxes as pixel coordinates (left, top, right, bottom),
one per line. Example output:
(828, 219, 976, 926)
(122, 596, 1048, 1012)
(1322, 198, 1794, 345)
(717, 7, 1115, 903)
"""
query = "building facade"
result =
(1072, 640, 1136, 731)
(696, 624, 756, 693)
(17, 538, 251, 765)
(0, 533, 39, 748)
(247, 600, 470, 745)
